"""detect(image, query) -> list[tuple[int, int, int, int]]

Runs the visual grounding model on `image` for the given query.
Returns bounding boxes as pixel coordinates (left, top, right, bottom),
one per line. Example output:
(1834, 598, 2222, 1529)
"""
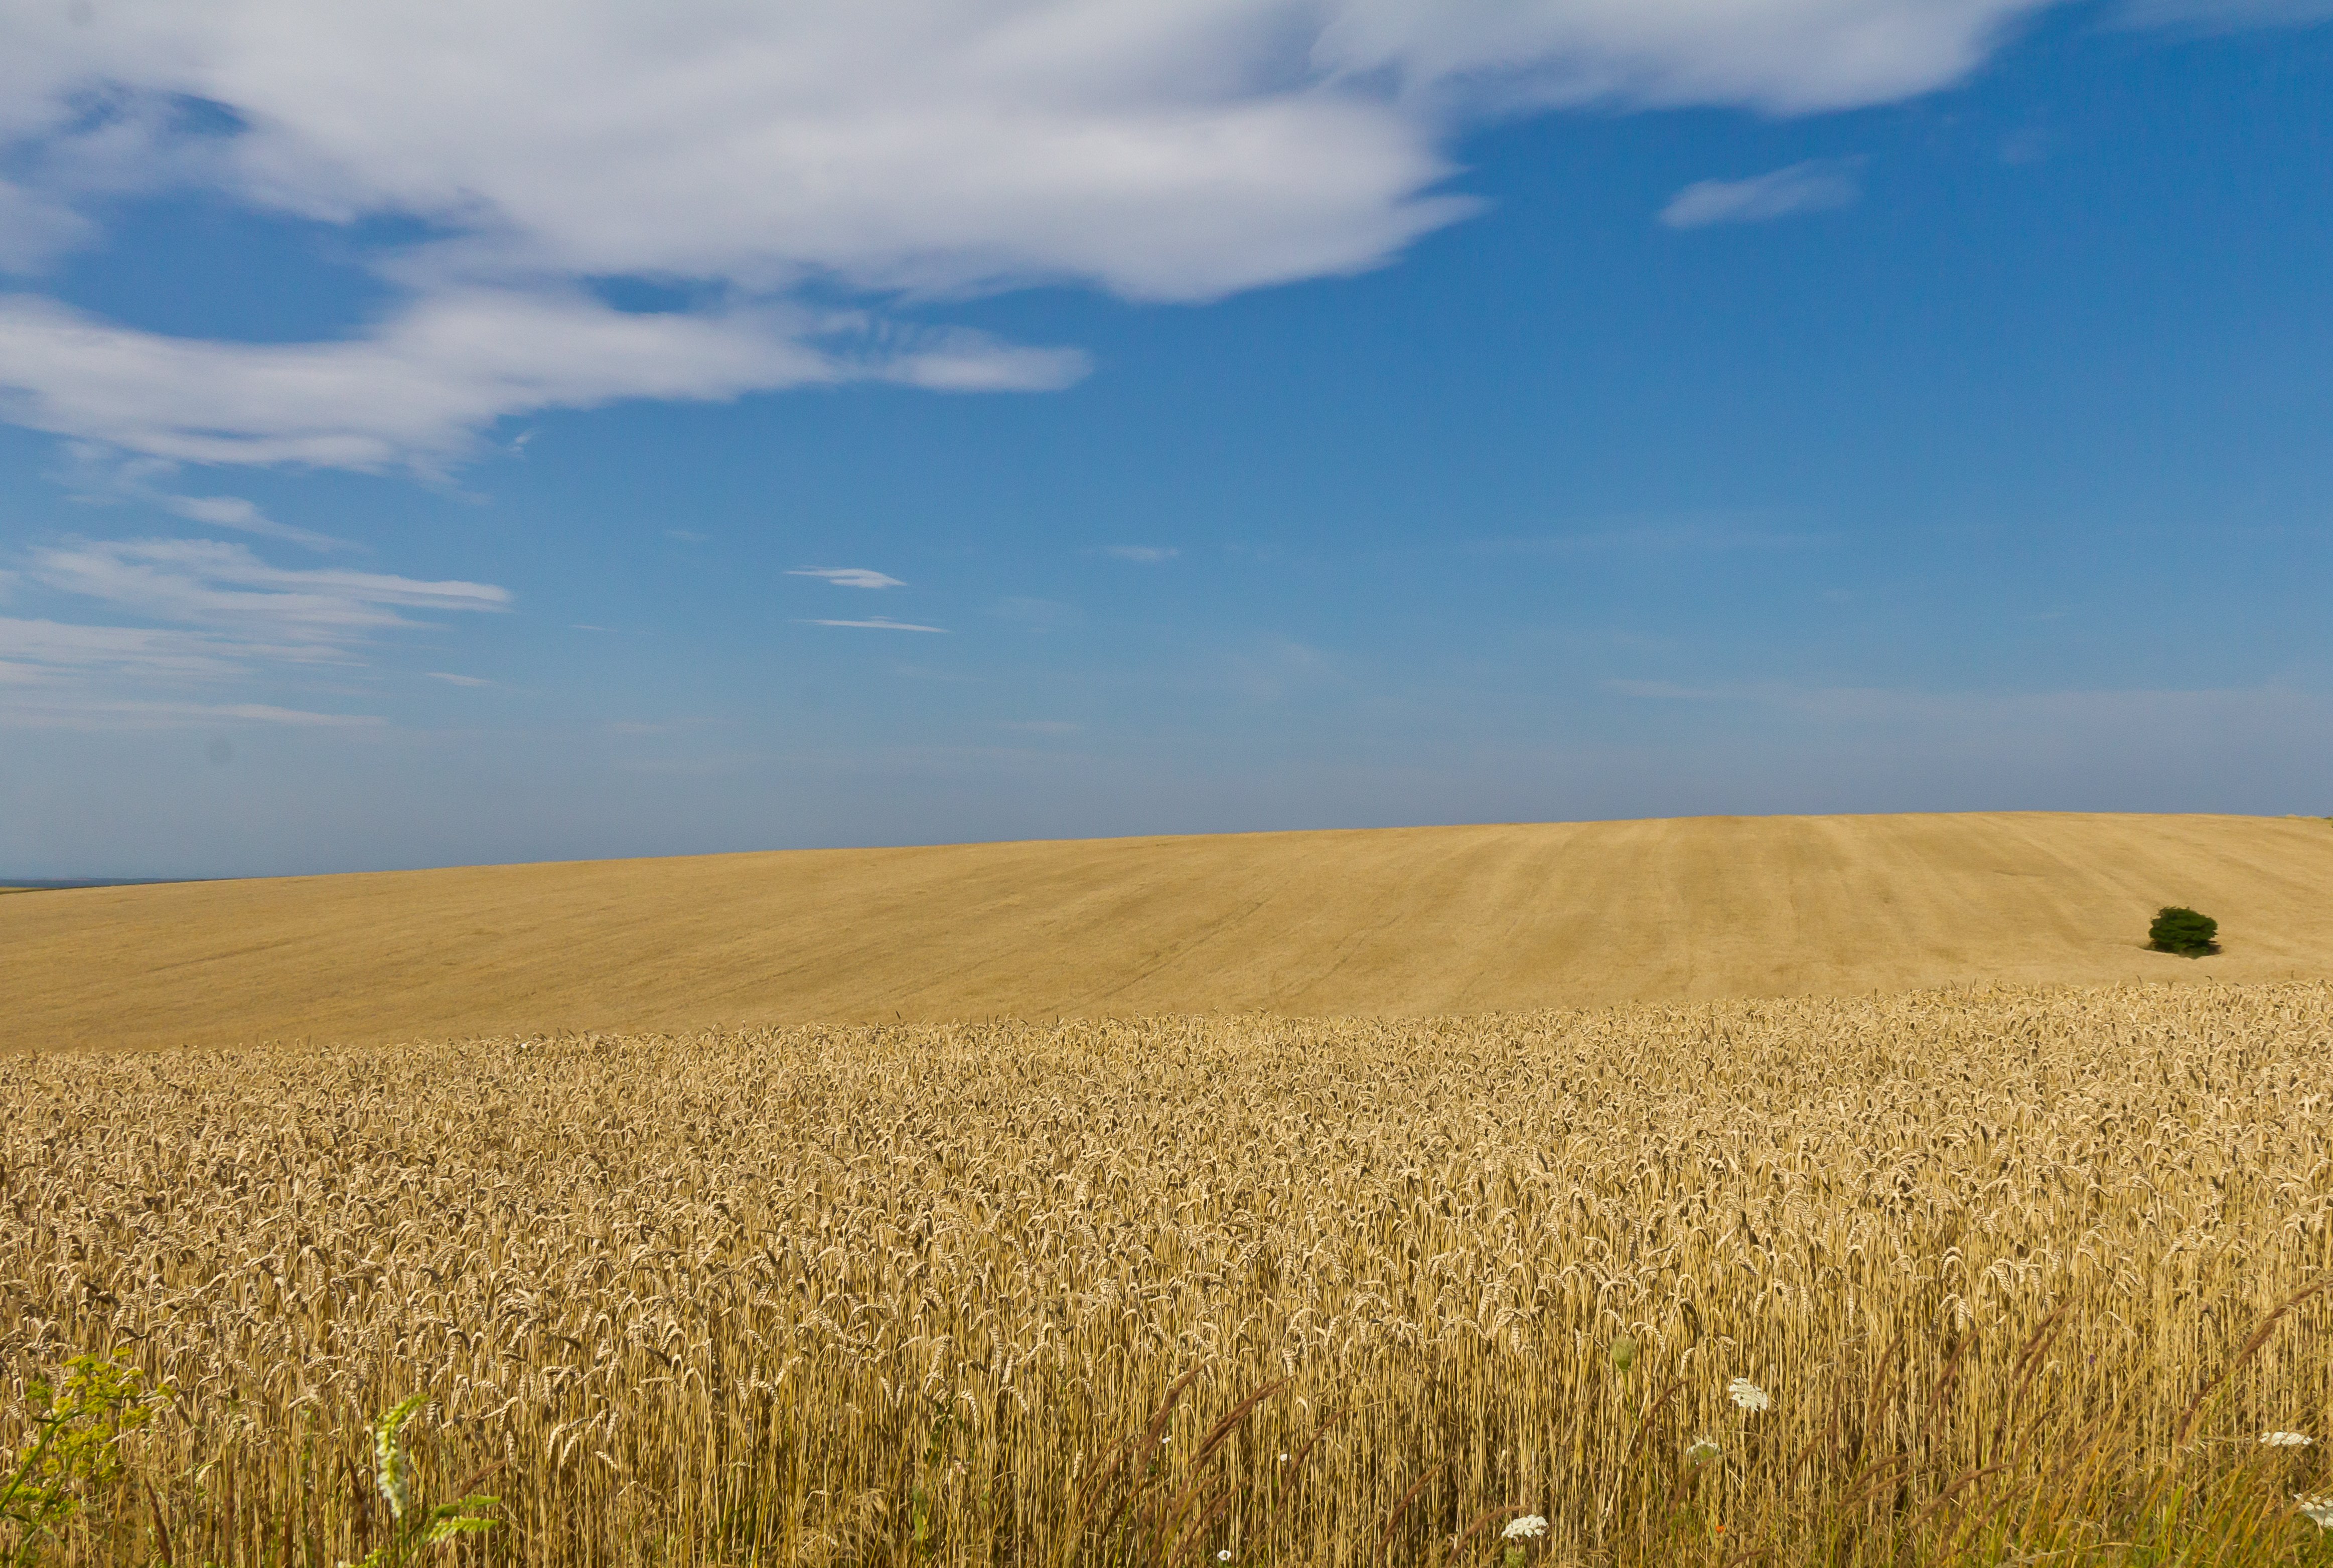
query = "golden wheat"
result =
(17, 811, 2333, 1053)
(4, 981, 2331, 1565)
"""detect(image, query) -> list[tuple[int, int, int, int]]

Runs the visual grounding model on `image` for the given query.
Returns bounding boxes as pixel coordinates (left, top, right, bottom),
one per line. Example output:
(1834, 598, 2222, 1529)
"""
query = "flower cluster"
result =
(1727, 1377, 1771, 1414)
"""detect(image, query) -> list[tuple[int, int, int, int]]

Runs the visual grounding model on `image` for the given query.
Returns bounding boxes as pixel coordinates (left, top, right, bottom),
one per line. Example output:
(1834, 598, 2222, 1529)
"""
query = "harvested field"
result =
(11, 811, 2333, 1053)
(5, 979, 2331, 1564)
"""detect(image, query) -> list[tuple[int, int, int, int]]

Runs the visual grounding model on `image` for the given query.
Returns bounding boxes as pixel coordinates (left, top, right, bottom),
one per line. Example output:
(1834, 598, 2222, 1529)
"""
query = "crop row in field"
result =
(5, 981, 2331, 1565)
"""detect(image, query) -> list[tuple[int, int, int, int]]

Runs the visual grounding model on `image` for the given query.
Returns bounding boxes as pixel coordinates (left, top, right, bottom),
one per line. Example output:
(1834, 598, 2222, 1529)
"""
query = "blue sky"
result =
(3, 1, 2330, 877)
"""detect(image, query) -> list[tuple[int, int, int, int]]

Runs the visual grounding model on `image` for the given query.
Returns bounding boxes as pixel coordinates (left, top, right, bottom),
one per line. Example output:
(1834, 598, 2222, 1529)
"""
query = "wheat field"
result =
(12, 812, 2333, 1054)
(6, 979, 2331, 1565)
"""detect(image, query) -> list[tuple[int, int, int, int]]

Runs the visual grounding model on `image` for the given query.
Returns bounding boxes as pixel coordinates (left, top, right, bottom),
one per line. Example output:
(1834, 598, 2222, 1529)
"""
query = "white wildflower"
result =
(1217, 1552, 1233, 1562)
(1683, 1437, 1721, 1465)
(1728, 1377, 1771, 1413)
(370, 1393, 426, 1523)
(1502, 1515, 1549, 1540)
(2297, 1496, 2333, 1530)
(2262, 1431, 2314, 1448)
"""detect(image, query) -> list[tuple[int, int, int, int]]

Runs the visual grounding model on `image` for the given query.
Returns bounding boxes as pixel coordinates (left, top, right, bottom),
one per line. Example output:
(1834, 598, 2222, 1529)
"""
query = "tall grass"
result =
(4, 980, 2331, 1565)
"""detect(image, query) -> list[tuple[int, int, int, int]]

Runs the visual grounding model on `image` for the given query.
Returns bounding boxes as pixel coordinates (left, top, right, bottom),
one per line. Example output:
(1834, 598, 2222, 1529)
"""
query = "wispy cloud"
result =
(154, 492, 348, 551)
(2, 537, 509, 730)
(789, 567, 905, 589)
(32, 539, 508, 634)
(0, 696, 387, 731)
(0, 616, 349, 684)
(0, 291, 1086, 468)
(1103, 545, 1179, 563)
(1660, 159, 1865, 229)
(0, 609, 393, 731)
(800, 616, 948, 633)
(426, 671, 492, 687)
(56, 447, 352, 550)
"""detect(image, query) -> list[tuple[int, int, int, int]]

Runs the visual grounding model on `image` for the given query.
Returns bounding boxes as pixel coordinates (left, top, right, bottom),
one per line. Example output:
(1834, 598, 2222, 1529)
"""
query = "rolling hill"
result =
(9, 811, 2333, 1052)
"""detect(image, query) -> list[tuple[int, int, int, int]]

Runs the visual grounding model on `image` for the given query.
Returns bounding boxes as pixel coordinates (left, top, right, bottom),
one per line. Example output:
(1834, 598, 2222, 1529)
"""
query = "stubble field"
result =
(6, 979, 2331, 1565)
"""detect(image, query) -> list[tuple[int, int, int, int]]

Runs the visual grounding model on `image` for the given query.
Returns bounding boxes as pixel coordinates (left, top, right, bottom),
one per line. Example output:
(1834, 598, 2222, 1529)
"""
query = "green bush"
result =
(2149, 905, 2220, 958)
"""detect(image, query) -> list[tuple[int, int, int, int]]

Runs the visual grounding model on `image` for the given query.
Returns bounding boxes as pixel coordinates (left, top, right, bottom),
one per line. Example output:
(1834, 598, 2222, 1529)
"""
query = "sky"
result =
(3, 0, 2331, 879)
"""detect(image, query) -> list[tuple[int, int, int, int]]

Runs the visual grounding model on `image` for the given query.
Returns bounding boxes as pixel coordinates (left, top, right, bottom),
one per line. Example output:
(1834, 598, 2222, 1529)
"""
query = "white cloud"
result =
(800, 616, 949, 633)
(1104, 545, 1179, 563)
(0, 1, 2068, 468)
(790, 567, 906, 589)
(2119, 0, 2333, 25)
(426, 671, 491, 687)
(1660, 158, 1865, 229)
(1315, 0, 2053, 113)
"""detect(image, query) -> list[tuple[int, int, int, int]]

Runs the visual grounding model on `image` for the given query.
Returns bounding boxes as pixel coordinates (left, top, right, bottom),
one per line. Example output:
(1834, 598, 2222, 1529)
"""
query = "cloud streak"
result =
(1660, 159, 1865, 229)
(790, 567, 906, 589)
(800, 616, 949, 633)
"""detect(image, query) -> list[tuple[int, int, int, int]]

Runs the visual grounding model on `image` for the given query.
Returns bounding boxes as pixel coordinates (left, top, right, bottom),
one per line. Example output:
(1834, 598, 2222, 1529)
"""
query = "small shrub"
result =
(2149, 906, 2220, 957)
(0, 1353, 170, 1566)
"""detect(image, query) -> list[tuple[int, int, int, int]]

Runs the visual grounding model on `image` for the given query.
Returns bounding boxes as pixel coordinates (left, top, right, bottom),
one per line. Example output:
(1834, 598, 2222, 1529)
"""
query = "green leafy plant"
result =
(341, 1394, 500, 1568)
(0, 1352, 171, 1565)
(2149, 906, 2220, 958)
